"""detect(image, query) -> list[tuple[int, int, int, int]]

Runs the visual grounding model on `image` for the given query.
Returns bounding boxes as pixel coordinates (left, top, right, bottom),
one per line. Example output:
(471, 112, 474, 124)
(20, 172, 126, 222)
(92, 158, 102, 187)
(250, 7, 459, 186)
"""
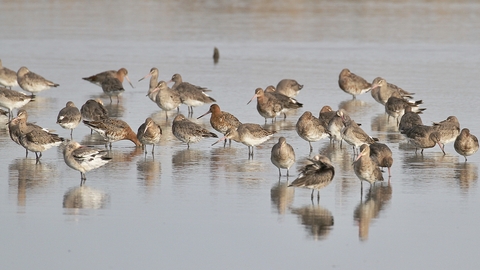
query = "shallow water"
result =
(1, 0, 480, 269)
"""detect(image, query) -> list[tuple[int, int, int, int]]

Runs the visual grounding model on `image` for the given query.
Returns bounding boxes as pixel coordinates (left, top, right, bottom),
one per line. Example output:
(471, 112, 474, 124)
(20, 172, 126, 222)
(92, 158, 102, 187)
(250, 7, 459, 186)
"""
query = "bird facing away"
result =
(296, 111, 329, 153)
(0, 87, 32, 119)
(63, 141, 112, 186)
(454, 128, 478, 162)
(399, 105, 424, 134)
(318, 105, 337, 128)
(197, 104, 242, 147)
(100, 76, 125, 104)
(148, 81, 182, 119)
(368, 142, 393, 177)
(137, 117, 162, 155)
(14, 110, 64, 163)
(83, 118, 142, 148)
(0, 59, 18, 89)
(338, 68, 371, 98)
(56, 101, 82, 138)
(212, 123, 276, 157)
(81, 99, 108, 121)
(172, 114, 217, 148)
(82, 67, 134, 89)
(275, 79, 303, 98)
(353, 144, 384, 193)
(17, 66, 59, 96)
(271, 137, 296, 177)
(169, 73, 215, 115)
(288, 155, 335, 201)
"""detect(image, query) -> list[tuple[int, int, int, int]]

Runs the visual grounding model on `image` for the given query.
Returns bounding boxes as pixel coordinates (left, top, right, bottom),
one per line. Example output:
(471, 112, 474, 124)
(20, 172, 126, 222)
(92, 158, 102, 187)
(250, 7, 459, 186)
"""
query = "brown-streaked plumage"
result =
(248, 87, 302, 123)
(318, 105, 337, 128)
(264, 85, 303, 119)
(342, 115, 377, 155)
(384, 91, 425, 126)
(338, 68, 371, 98)
(137, 117, 162, 155)
(8, 109, 48, 157)
(83, 118, 142, 148)
(271, 137, 296, 177)
(288, 155, 335, 201)
(82, 67, 134, 89)
(14, 110, 64, 163)
(454, 128, 478, 162)
(327, 109, 347, 147)
(172, 114, 217, 148)
(169, 73, 215, 115)
(138, 67, 159, 99)
(197, 104, 241, 147)
(296, 111, 329, 153)
(399, 105, 423, 134)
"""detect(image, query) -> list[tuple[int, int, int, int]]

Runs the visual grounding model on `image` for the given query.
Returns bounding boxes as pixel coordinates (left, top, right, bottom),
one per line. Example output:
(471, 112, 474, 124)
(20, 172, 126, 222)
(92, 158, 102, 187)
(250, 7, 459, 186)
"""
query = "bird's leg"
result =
(311, 189, 314, 200)
(309, 142, 313, 154)
(278, 168, 281, 177)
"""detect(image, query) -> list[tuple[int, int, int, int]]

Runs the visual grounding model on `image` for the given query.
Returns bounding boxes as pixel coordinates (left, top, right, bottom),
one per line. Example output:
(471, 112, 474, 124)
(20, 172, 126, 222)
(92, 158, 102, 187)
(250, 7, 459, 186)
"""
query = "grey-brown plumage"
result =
(138, 67, 159, 98)
(81, 99, 108, 121)
(328, 109, 347, 146)
(370, 77, 414, 105)
(56, 101, 82, 138)
(148, 81, 182, 119)
(0, 87, 32, 119)
(403, 125, 443, 154)
(318, 105, 337, 128)
(17, 66, 59, 95)
(385, 91, 425, 126)
(100, 76, 125, 104)
(14, 110, 64, 163)
(432, 116, 460, 153)
(342, 115, 376, 154)
(169, 73, 215, 114)
(454, 128, 478, 162)
(172, 114, 217, 148)
(290, 205, 334, 240)
(288, 155, 335, 201)
(83, 118, 142, 148)
(212, 123, 276, 157)
(0, 59, 18, 89)
(338, 68, 371, 98)
(399, 106, 423, 134)
(296, 111, 329, 153)
(369, 142, 393, 176)
(271, 137, 296, 177)
(353, 144, 384, 191)
(63, 141, 112, 186)
(275, 79, 303, 98)
(248, 87, 302, 123)
(264, 85, 303, 119)
(137, 117, 162, 155)
(8, 109, 46, 157)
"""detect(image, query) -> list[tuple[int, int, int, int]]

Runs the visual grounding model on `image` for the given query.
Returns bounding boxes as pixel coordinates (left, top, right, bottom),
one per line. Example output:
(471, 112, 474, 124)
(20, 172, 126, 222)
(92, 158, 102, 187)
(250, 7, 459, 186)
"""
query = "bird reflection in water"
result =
(338, 98, 374, 116)
(290, 202, 334, 241)
(454, 162, 478, 192)
(8, 158, 58, 208)
(370, 113, 403, 143)
(63, 185, 109, 210)
(354, 181, 392, 241)
(270, 181, 294, 216)
(137, 158, 161, 189)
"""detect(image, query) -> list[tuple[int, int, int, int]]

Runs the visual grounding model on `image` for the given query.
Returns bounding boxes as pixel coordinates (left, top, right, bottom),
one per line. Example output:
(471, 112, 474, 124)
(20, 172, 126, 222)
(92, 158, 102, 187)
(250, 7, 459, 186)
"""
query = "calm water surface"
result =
(1, 0, 480, 269)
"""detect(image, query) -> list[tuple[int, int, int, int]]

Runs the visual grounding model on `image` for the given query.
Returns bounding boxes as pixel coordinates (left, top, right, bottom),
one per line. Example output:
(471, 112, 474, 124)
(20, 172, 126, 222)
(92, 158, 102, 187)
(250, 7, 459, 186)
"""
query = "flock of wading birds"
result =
(0, 59, 478, 198)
